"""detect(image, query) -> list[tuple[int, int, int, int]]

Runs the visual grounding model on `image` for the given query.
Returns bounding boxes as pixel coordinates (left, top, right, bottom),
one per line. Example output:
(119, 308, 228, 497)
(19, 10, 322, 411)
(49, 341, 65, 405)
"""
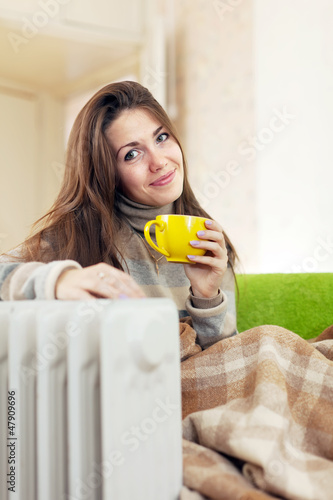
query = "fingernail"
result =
(190, 240, 200, 246)
(197, 231, 205, 237)
(119, 293, 129, 299)
(187, 255, 197, 260)
(205, 220, 213, 225)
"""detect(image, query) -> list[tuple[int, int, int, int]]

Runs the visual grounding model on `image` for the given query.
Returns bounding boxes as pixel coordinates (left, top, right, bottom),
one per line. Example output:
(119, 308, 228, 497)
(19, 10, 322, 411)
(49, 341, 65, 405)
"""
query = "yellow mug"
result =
(144, 214, 207, 263)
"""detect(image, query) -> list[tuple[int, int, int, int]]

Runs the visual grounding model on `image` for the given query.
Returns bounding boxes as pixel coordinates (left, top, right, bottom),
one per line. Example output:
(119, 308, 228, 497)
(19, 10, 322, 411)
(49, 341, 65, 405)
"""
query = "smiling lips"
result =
(150, 169, 176, 187)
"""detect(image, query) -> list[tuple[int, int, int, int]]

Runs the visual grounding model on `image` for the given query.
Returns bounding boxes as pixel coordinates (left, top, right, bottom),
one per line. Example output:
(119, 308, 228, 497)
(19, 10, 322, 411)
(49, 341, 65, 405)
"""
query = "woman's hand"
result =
(55, 262, 146, 300)
(183, 219, 228, 298)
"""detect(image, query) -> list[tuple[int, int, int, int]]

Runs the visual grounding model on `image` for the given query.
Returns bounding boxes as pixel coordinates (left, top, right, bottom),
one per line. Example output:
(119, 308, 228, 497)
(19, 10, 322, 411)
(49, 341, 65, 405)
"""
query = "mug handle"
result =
(144, 220, 170, 257)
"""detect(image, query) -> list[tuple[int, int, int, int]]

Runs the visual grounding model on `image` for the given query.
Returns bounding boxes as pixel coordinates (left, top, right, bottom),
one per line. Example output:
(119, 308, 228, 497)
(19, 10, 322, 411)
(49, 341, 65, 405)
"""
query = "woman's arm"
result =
(0, 260, 82, 300)
(182, 219, 237, 348)
(0, 256, 145, 301)
(184, 272, 237, 349)
(55, 263, 146, 300)
(184, 219, 228, 298)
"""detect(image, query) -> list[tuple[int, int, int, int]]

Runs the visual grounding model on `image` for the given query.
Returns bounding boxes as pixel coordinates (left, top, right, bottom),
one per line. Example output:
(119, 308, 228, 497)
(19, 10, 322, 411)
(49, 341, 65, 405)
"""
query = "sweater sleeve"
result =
(0, 260, 82, 301)
(184, 267, 238, 349)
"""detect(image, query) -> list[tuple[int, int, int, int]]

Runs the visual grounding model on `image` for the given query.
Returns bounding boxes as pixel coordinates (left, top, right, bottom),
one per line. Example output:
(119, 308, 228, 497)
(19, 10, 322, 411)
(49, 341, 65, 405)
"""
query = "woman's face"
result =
(106, 108, 184, 206)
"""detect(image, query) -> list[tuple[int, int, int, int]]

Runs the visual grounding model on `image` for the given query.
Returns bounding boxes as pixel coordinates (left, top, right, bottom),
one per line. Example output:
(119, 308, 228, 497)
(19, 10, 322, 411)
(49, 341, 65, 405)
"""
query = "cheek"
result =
(118, 169, 144, 194)
(173, 145, 183, 168)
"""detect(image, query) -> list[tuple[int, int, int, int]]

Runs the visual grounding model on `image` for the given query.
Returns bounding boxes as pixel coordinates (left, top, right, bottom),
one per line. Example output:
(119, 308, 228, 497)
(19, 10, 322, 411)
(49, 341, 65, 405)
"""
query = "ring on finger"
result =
(98, 272, 116, 285)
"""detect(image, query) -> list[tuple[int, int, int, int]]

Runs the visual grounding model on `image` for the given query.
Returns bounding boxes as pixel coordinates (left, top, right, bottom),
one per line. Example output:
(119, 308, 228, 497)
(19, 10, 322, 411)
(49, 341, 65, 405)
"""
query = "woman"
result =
(0, 81, 238, 348)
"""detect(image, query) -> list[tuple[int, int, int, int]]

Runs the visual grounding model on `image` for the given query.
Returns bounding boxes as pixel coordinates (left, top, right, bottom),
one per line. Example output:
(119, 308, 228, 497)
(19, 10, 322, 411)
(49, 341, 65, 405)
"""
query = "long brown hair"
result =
(8, 80, 238, 271)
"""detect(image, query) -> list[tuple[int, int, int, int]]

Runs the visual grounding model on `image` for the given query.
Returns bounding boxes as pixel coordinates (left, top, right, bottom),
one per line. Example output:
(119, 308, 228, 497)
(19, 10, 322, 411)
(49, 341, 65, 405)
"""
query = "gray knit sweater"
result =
(0, 196, 237, 348)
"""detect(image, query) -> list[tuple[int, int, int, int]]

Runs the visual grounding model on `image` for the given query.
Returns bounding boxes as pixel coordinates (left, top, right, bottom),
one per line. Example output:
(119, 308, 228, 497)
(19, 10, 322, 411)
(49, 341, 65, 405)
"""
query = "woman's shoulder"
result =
(0, 237, 53, 264)
(0, 244, 24, 263)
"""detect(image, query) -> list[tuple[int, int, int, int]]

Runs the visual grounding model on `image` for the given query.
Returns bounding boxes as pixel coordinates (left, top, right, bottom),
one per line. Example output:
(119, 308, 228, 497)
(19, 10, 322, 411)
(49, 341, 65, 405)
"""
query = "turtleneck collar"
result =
(116, 192, 176, 232)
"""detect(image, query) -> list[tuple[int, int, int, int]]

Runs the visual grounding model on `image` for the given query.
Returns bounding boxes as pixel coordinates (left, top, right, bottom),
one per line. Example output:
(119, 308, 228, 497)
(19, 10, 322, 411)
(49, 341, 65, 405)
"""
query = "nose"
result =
(148, 151, 167, 172)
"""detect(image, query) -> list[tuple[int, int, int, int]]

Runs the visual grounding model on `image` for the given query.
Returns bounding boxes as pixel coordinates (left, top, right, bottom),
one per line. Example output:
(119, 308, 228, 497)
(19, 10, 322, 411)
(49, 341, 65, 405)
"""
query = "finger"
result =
(203, 220, 227, 248)
(204, 219, 223, 232)
(113, 271, 147, 297)
(104, 273, 146, 298)
(93, 265, 146, 297)
(75, 290, 101, 300)
(187, 253, 228, 270)
(196, 229, 225, 247)
(57, 288, 97, 300)
(190, 239, 226, 257)
(96, 281, 143, 299)
(83, 269, 144, 298)
(99, 276, 146, 298)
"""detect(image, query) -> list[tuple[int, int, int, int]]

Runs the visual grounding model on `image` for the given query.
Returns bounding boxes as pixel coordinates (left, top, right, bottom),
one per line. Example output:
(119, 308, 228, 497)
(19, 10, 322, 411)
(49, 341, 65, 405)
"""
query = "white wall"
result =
(254, 0, 333, 273)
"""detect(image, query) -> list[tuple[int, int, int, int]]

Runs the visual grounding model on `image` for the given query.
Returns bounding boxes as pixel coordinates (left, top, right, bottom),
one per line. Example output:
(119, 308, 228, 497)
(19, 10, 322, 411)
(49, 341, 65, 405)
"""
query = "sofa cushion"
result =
(236, 273, 333, 339)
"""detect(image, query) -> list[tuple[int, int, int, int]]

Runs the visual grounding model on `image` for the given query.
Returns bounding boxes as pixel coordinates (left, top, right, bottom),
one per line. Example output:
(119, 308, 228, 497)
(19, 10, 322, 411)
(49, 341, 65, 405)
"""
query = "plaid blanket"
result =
(180, 323, 333, 500)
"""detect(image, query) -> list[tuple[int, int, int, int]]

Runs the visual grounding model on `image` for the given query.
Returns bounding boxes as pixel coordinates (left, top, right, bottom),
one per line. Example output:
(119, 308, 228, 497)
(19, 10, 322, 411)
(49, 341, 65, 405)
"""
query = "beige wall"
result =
(0, 88, 39, 252)
(254, 0, 333, 273)
(173, 0, 333, 274)
(0, 84, 66, 253)
(174, 0, 257, 272)
(0, 0, 163, 253)
(2, 0, 333, 273)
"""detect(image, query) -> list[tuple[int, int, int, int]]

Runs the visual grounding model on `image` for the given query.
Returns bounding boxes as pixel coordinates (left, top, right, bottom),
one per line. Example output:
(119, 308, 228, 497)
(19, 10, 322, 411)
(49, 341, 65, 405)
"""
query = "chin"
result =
(152, 186, 183, 206)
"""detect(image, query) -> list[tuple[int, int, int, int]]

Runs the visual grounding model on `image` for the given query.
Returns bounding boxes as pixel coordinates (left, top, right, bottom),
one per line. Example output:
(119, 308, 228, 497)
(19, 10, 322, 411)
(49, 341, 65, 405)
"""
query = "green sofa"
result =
(236, 273, 333, 340)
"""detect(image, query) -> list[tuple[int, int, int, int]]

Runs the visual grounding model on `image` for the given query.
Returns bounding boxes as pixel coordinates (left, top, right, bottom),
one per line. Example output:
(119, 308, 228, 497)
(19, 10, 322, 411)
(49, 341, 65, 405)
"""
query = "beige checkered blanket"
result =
(180, 323, 333, 500)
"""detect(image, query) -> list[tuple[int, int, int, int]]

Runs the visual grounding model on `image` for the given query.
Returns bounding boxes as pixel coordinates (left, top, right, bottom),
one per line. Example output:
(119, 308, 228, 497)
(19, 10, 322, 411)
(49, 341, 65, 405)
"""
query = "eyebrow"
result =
(116, 126, 163, 159)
